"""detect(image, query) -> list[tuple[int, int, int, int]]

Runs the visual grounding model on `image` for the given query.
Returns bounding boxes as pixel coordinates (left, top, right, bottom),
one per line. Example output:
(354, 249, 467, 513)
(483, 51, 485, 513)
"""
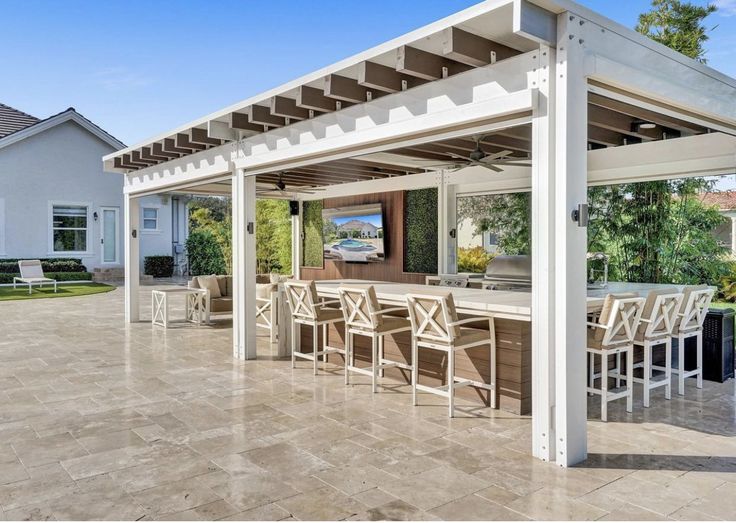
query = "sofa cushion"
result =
(210, 296, 233, 313)
(199, 275, 222, 298)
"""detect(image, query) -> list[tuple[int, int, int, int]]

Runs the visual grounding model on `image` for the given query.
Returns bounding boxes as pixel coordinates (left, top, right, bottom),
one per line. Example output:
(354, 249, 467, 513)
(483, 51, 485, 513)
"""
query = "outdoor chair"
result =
(670, 285, 714, 396)
(338, 285, 413, 392)
(284, 280, 345, 375)
(13, 260, 57, 295)
(586, 294, 645, 422)
(614, 289, 682, 408)
(406, 291, 496, 418)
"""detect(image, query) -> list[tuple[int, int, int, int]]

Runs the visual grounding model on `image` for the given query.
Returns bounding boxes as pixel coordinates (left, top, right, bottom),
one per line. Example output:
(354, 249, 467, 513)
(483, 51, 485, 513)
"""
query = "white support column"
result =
(232, 170, 258, 360)
(553, 13, 589, 466)
(124, 194, 140, 323)
(531, 45, 555, 462)
(446, 183, 458, 274)
(291, 201, 302, 279)
(437, 171, 448, 275)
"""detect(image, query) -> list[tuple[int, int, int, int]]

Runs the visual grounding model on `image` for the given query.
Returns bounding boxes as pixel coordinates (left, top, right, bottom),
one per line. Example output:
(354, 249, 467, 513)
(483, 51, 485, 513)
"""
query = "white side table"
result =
(151, 288, 208, 328)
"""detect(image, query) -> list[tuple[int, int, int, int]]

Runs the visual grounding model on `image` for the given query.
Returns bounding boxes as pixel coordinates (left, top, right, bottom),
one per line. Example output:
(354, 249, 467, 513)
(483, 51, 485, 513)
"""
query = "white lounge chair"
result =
(13, 260, 58, 295)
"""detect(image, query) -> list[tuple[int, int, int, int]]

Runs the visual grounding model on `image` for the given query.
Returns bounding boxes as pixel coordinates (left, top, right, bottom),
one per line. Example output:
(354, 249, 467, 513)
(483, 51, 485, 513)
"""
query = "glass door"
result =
(100, 207, 119, 264)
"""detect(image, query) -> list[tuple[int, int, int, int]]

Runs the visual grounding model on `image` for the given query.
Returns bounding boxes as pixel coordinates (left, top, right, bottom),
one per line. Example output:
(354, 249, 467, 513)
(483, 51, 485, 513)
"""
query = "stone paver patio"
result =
(1, 285, 735, 520)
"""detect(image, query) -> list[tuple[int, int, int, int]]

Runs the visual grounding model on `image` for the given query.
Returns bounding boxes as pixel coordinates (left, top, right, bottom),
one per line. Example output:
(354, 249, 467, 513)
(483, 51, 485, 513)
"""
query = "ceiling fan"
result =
(428, 136, 531, 172)
(256, 172, 324, 196)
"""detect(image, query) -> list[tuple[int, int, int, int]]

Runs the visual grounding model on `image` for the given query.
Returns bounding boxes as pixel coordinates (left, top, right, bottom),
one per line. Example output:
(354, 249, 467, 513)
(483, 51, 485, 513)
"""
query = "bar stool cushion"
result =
(676, 284, 710, 333)
(592, 292, 637, 344)
(411, 291, 461, 339)
(315, 307, 344, 323)
(635, 287, 678, 341)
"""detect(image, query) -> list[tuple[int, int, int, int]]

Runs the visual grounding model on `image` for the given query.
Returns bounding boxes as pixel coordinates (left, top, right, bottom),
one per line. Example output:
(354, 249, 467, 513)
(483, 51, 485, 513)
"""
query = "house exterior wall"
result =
(0, 120, 186, 272)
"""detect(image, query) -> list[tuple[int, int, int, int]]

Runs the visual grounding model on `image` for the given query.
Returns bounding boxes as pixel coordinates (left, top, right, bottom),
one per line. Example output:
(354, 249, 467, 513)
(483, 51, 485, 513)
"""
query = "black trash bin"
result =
(683, 308, 735, 383)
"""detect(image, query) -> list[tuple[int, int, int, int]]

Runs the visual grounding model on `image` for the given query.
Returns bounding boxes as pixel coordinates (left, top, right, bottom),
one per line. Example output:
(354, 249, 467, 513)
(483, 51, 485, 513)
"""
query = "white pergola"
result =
(104, 0, 736, 467)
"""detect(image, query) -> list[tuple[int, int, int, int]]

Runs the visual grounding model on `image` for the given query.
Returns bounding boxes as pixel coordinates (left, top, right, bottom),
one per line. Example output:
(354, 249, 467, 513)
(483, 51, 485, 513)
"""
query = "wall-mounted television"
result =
(322, 203, 385, 263)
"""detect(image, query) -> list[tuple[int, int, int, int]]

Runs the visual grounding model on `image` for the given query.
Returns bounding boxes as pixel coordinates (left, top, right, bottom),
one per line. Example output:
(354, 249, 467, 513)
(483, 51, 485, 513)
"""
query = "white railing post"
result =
(531, 44, 555, 463)
(553, 13, 589, 467)
(124, 194, 140, 323)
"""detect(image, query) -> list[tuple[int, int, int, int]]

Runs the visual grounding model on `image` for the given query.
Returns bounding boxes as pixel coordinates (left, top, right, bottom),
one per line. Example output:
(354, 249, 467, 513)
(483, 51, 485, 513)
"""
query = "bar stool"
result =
(586, 294, 645, 421)
(405, 291, 496, 418)
(671, 285, 714, 396)
(624, 289, 682, 408)
(337, 285, 413, 392)
(284, 280, 345, 375)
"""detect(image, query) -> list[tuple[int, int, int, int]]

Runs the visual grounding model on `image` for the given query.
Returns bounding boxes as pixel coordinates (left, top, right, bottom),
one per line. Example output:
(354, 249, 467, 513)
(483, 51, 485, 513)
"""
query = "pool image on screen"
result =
(322, 204, 385, 262)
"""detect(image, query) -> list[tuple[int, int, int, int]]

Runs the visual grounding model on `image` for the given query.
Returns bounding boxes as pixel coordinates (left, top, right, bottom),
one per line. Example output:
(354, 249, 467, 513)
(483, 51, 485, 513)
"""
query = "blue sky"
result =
(1, 0, 734, 146)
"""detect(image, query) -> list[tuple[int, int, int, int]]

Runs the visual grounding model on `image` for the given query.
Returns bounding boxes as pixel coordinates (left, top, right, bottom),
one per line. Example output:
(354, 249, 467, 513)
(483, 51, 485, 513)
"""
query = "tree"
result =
(255, 200, 292, 274)
(584, 0, 726, 285)
(456, 193, 531, 255)
(636, 0, 717, 62)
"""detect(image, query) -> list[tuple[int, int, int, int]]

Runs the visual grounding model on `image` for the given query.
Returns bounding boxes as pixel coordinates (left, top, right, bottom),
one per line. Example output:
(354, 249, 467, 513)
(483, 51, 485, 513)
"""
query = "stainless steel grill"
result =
(483, 255, 531, 291)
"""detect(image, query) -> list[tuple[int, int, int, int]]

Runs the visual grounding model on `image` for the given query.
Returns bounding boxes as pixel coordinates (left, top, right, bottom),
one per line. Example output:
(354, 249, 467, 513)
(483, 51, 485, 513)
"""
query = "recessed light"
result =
(639, 122, 656, 130)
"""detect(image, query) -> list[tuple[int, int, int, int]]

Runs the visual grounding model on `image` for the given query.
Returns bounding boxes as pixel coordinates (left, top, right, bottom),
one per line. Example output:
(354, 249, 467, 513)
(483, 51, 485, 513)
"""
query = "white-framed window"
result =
(142, 207, 159, 231)
(49, 202, 90, 254)
(0, 198, 5, 255)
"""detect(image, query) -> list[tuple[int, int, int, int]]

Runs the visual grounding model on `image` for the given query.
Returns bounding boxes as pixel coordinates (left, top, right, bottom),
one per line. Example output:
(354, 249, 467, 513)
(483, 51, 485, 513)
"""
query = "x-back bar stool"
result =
(337, 285, 413, 392)
(406, 291, 496, 418)
(627, 289, 682, 407)
(284, 280, 345, 375)
(586, 294, 645, 421)
(671, 285, 714, 396)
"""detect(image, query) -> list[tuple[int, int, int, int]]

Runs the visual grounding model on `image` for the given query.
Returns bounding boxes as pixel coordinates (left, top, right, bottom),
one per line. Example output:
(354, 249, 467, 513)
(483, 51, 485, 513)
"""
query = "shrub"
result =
(0, 259, 86, 274)
(0, 271, 92, 284)
(457, 247, 495, 274)
(302, 200, 324, 268)
(144, 256, 174, 278)
(186, 231, 227, 275)
(404, 188, 438, 274)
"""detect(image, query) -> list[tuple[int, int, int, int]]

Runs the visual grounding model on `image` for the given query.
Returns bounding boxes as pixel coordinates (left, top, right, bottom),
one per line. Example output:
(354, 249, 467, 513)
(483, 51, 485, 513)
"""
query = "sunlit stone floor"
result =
(1, 284, 735, 521)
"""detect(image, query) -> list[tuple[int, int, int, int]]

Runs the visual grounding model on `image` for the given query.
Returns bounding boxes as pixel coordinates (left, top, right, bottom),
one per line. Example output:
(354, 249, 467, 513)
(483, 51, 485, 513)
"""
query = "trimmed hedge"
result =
(186, 230, 227, 276)
(302, 200, 324, 268)
(0, 272, 93, 284)
(404, 188, 438, 274)
(144, 255, 174, 278)
(0, 259, 86, 274)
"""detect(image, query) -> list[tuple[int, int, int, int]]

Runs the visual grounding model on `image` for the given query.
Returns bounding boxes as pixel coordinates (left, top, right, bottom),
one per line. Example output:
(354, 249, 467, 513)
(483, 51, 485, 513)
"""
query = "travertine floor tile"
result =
(0, 286, 734, 521)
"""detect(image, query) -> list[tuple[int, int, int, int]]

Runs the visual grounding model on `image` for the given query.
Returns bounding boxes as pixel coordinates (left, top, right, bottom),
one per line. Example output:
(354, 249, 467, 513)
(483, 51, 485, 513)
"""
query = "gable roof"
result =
(0, 106, 125, 152)
(696, 191, 736, 211)
(0, 103, 40, 139)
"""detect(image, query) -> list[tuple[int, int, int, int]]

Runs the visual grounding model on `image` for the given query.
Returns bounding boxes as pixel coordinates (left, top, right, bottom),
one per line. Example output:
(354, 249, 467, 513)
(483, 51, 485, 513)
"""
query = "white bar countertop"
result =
(315, 280, 694, 322)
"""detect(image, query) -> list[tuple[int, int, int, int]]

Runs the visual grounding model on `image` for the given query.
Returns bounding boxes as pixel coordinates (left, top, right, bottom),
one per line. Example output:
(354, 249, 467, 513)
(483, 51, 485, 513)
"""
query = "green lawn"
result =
(0, 283, 115, 301)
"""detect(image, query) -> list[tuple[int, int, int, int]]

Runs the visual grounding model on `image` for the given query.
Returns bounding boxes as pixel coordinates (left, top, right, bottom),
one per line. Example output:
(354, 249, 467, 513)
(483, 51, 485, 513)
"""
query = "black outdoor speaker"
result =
(289, 200, 299, 216)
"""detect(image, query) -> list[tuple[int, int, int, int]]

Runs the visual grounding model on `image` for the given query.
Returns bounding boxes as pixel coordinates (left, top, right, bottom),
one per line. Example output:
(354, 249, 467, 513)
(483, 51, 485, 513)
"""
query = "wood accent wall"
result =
(300, 191, 431, 284)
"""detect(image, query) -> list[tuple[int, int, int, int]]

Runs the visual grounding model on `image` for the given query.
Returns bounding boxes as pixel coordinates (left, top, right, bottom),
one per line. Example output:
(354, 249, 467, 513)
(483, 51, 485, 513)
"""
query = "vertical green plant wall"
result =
(302, 200, 324, 268)
(404, 188, 438, 274)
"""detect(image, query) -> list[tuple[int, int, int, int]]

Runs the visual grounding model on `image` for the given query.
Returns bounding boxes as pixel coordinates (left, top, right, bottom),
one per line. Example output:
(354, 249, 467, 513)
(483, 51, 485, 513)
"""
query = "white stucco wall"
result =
(0, 119, 187, 272)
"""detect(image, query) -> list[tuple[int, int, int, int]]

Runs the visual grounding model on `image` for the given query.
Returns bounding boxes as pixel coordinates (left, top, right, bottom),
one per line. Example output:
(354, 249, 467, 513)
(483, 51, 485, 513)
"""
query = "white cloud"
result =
(92, 67, 152, 91)
(715, 0, 736, 16)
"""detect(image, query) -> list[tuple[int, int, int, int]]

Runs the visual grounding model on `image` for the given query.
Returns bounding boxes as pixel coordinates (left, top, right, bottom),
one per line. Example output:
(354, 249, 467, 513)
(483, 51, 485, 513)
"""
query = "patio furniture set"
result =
(284, 280, 498, 418)
(586, 285, 714, 421)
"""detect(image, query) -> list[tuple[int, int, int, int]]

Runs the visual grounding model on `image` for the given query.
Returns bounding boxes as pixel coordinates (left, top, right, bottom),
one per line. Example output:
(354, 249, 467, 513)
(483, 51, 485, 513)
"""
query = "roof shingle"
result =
(696, 191, 736, 211)
(0, 103, 39, 139)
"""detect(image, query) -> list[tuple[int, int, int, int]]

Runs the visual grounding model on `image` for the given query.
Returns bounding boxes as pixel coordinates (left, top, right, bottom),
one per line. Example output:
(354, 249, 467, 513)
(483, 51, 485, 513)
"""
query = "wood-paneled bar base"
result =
(297, 281, 533, 415)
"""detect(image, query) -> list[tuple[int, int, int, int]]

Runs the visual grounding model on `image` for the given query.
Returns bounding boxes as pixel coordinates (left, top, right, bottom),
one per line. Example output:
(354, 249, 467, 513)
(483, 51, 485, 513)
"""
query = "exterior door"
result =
(100, 207, 119, 264)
